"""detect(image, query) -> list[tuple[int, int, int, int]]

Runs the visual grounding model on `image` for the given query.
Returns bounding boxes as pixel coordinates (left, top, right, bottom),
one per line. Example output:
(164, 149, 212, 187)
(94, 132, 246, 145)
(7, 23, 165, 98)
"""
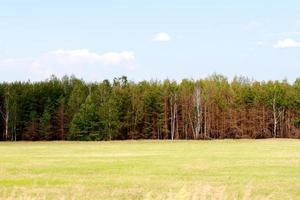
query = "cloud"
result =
(35, 49, 135, 67)
(273, 38, 300, 49)
(242, 21, 261, 30)
(256, 41, 264, 46)
(0, 49, 136, 81)
(153, 32, 171, 42)
(278, 32, 300, 37)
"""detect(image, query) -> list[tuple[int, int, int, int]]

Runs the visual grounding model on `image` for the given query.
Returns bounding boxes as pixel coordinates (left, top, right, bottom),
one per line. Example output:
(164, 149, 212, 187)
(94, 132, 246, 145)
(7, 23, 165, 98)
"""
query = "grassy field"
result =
(0, 140, 299, 200)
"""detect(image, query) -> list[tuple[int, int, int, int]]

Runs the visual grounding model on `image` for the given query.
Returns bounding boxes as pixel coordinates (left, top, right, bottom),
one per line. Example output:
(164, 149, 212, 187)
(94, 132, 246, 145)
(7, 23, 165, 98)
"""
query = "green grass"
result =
(0, 139, 299, 200)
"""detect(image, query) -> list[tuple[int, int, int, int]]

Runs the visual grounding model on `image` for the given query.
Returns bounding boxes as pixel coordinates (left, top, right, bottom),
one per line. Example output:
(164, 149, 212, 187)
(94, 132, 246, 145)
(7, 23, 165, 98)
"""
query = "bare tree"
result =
(0, 91, 9, 141)
(170, 92, 177, 140)
(272, 97, 283, 138)
(194, 86, 201, 139)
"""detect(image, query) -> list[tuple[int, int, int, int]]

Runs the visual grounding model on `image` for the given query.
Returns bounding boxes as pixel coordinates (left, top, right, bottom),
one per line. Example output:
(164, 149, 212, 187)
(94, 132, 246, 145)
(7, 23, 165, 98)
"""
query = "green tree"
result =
(69, 96, 103, 140)
(39, 98, 54, 140)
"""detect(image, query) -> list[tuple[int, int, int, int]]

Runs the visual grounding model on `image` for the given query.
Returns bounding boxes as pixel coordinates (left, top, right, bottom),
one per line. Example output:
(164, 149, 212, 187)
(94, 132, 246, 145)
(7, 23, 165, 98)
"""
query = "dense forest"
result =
(0, 75, 300, 141)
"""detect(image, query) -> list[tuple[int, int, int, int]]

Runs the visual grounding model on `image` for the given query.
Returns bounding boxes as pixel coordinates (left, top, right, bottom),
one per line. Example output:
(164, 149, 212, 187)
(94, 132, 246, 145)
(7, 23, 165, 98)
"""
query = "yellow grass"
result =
(0, 139, 299, 199)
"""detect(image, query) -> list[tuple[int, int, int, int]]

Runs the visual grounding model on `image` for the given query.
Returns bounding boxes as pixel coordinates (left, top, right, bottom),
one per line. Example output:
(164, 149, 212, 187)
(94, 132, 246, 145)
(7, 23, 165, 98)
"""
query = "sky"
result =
(0, 0, 300, 82)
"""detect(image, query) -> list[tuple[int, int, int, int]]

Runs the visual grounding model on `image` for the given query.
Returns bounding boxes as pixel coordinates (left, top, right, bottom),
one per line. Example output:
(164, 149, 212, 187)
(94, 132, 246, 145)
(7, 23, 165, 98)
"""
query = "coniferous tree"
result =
(0, 75, 300, 140)
(69, 96, 103, 140)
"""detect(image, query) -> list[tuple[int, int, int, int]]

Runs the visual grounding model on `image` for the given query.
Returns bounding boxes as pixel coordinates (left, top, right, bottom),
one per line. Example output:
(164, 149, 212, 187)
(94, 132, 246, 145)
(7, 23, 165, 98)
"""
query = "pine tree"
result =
(69, 96, 103, 140)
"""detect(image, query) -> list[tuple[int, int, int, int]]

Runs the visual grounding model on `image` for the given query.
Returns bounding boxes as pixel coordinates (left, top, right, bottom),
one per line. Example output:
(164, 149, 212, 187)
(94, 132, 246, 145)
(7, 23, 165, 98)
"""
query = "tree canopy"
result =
(1, 75, 300, 141)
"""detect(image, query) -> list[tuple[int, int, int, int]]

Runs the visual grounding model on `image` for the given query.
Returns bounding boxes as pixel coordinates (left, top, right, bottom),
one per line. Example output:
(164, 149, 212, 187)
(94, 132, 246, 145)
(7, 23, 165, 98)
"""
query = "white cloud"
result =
(273, 38, 300, 49)
(153, 32, 171, 42)
(36, 49, 135, 67)
(256, 41, 264, 46)
(242, 21, 261, 30)
(278, 32, 300, 36)
(97, 51, 135, 65)
(0, 49, 136, 81)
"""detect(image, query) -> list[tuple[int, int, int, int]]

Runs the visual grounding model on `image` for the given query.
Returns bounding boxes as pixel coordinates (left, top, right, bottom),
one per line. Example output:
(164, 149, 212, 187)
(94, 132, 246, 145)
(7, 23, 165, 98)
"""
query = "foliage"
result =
(1, 75, 300, 140)
(69, 96, 104, 140)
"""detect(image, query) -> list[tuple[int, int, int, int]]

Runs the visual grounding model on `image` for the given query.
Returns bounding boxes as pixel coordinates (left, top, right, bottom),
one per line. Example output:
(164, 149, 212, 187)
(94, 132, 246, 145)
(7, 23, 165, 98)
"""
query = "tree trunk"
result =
(273, 97, 277, 138)
(60, 104, 65, 140)
(4, 94, 9, 141)
(194, 87, 201, 139)
(170, 93, 177, 140)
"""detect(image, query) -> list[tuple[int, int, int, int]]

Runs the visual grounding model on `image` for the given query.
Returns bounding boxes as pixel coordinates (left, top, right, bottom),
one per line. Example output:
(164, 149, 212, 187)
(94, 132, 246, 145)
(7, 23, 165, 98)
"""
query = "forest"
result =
(1, 74, 300, 141)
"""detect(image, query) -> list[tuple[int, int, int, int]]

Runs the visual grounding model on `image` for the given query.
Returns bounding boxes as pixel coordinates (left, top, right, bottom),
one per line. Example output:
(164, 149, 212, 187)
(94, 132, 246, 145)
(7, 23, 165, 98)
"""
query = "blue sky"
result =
(0, 0, 300, 82)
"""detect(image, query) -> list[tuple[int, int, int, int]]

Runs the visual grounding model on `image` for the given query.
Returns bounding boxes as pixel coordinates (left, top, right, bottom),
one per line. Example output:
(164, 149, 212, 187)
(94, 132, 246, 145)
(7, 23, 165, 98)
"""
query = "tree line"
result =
(1, 75, 300, 141)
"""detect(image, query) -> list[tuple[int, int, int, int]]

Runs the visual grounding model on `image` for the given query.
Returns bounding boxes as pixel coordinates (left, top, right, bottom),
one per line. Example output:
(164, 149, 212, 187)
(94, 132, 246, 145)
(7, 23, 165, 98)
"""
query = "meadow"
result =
(0, 139, 299, 200)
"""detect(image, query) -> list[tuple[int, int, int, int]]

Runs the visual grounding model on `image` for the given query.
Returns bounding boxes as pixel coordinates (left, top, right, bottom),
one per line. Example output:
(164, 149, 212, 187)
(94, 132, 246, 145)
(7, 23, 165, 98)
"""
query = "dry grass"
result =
(0, 139, 299, 199)
(144, 184, 274, 200)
